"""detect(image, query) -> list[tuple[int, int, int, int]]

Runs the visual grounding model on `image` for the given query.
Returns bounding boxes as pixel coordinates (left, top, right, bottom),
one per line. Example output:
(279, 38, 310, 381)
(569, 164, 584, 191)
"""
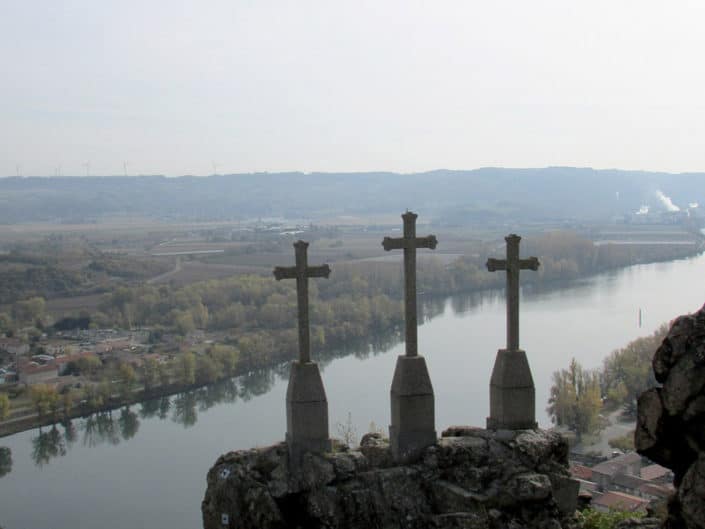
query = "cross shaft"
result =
(382, 212, 437, 357)
(486, 234, 539, 351)
(273, 240, 330, 363)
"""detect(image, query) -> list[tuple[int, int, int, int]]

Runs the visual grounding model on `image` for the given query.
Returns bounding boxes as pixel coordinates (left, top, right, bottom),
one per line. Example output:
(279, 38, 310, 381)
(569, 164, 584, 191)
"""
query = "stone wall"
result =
(202, 427, 579, 529)
(635, 305, 705, 529)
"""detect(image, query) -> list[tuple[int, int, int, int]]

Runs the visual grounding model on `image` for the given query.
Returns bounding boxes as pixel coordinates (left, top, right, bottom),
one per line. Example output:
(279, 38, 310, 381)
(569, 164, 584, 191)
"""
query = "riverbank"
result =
(2, 246, 703, 440)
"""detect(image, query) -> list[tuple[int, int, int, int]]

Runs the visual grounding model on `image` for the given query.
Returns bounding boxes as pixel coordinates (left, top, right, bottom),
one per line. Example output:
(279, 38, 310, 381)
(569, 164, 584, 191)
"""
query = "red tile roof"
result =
(570, 464, 593, 481)
(640, 464, 671, 481)
(593, 491, 649, 512)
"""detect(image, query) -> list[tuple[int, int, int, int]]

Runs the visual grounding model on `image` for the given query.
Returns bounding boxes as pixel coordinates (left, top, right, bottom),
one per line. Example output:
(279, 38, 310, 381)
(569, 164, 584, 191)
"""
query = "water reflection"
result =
(0, 446, 11, 478)
(32, 426, 67, 467)
(18, 315, 415, 468)
(119, 408, 140, 440)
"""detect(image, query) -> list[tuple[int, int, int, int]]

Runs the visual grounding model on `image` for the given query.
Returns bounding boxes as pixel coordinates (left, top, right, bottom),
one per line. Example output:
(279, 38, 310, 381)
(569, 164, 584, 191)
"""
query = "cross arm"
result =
(486, 258, 507, 272)
(416, 235, 438, 250)
(519, 257, 540, 271)
(273, 266, 297, 280)
(382, 235, 438, 251)
(382, 237, 404, 251)
(307, 264, 331, 278)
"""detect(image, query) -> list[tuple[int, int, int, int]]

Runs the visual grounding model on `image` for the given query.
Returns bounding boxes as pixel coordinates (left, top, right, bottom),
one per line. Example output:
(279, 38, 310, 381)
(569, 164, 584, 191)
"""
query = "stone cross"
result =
(485, 234, 540, 430)
(382, 212, 438, 461)
(273, 240, 332, 461)
(274, 240, 331, 363)
(486, 234, 539, 352)
(382, 211, 438, 357)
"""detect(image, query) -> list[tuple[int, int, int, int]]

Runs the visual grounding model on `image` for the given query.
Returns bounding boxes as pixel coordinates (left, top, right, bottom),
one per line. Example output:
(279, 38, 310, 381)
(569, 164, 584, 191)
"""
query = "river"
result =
(2, 253, 705, 529)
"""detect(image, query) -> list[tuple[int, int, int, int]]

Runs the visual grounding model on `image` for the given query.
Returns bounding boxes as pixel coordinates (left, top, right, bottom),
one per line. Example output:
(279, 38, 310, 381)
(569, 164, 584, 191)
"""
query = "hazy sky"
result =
(2, 0, 705, 176)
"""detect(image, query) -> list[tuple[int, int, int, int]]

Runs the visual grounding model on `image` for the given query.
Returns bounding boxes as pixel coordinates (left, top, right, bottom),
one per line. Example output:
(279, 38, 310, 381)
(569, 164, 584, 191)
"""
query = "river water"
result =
(2, 253, 705, 529)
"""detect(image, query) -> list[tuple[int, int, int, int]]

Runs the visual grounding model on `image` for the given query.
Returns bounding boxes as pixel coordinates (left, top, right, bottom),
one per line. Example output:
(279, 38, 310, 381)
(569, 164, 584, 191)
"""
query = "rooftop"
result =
(591, 452, 642, 477)
(592, 491, 650, 512)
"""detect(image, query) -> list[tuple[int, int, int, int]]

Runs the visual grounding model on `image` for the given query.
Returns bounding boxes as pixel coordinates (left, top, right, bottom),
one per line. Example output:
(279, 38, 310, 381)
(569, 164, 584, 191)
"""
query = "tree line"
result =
(547, 324, 667, 439)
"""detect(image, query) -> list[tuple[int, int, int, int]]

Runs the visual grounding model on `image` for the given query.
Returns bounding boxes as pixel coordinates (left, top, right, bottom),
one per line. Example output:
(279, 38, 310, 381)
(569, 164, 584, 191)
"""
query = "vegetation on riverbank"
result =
(547, 324, 668, 439)
(1, 230, 701, 437)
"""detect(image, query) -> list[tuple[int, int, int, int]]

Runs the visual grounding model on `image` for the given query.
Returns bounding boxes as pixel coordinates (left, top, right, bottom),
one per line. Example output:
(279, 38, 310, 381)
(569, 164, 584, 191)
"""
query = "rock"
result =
(202, 428, 578, 529)
(614, 518, 662, 529)
(359, 432, 393, 468)
(679, 454, 705, 529)
(635, 304, 705, 529)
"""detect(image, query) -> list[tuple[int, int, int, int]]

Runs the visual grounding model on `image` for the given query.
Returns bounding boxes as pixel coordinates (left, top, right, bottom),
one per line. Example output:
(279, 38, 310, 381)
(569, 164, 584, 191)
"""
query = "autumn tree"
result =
(602, 325, 666, 416)
(117, 362, 136, 400)
(547, 358, 602, 440)
(29, 384, 60, 420)
(180, 352, 196, 385)
(142, 358, 160, 392)
(0, 393, 10, 421)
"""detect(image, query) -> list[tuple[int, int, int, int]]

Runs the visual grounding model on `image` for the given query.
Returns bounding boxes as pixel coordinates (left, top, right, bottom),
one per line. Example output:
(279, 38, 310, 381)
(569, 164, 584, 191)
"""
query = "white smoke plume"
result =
(689, 202, 699, 209)
(655, 190, 680, 212)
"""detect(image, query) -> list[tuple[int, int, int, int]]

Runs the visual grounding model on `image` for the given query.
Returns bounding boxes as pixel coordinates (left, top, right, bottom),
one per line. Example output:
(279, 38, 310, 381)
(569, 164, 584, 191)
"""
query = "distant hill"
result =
(1, 168, 704, 224)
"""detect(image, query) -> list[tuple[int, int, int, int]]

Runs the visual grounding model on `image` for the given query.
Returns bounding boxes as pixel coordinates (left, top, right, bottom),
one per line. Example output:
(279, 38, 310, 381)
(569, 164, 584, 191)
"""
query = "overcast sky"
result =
(2, 0, 705, 176)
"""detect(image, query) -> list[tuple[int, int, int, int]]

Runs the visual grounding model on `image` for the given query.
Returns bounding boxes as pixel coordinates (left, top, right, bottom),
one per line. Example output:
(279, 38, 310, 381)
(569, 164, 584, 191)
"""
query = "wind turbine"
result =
(84, 162, 91, 177)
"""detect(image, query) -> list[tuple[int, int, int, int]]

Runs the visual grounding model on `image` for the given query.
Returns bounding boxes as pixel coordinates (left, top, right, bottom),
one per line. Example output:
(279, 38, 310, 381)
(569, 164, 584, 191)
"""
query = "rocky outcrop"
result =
(635, 305, 705, 529)
(202, 427, 579, 529)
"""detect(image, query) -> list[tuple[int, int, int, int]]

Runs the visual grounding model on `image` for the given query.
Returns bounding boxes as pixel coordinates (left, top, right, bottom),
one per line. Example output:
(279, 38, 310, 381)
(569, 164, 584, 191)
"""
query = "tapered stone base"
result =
(286, 361, 331, 462)
(486, 348, 537, 430)
(389, 355, 436, 461)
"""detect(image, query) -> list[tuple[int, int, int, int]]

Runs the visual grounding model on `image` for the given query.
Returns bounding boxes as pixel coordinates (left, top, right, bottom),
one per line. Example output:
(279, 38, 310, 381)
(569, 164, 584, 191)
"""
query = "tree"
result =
(60, 387, 74, 418)
(608, 432, 635, 452)
(0, 393, 10, 421)
(158, 362, 171, 387)
(180, 352, 196, 385)
(547, 358, 602, 439)
(602, 325, 666, 416)
(77, 355, 102, 378)
(196, 355, 219, 384)
(117, 362, 136, 400)
(142, 358, 160, 392)
(12, 297, 46, 326)
(29, 384, 59, 420)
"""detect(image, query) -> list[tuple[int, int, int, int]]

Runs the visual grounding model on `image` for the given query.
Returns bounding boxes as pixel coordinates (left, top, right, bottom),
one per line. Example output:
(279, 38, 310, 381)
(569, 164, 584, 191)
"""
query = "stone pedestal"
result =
(389, 355, 436, 461)
(486, 348, 537, 430)
(286, 361, 331, 462)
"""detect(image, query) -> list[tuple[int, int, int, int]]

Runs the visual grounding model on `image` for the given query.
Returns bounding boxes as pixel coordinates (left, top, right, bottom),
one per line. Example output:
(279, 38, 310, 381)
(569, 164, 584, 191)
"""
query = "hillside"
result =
(2, 168, 705, 223)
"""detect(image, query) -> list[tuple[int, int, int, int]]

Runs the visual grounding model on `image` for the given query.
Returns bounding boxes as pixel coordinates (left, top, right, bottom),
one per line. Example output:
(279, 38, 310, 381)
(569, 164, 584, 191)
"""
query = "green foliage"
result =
(547, 358, 602, 439)
(12, 296, 46, 326)
(142, 358, 160, 392)
(602, 325, 667, 416)
(29, 384, 60, 420)
(179, 352, 196, 385)
(608, 432, 635, 452)
(577, 508, 644, 529)
(77, 355, 102, 378)
(0, 393, 10, 421)
(117, 362, 136, 399)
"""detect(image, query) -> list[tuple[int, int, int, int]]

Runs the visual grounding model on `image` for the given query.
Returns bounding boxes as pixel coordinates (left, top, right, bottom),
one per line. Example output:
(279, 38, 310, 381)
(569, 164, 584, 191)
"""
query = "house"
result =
(641, 463, 672, 483)
(0, 338, 29, 357)
(592, 491, 650, 513)
(18, 362, 59, 385)
(569, 464, 593, 482)
(638, 482, 673, 500)
(591, 452, 643, 491)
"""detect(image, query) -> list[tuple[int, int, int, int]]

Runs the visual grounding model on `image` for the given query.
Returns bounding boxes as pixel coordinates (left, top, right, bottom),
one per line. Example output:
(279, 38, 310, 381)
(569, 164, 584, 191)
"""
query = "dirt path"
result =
(572, 409, 635, 456)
